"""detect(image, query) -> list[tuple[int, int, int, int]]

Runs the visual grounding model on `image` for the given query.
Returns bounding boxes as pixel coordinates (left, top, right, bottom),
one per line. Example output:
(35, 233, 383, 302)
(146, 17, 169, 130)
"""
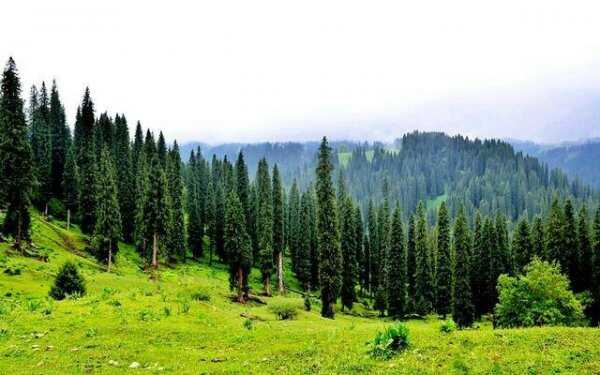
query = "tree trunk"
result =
(277, 251, 284, 293)
(66, 209, 71, 230)
(44, 203, 48, 219)
(107, 239, 113, 272)
(237, 267, 245, 303)
(264, 273, 272, 297)
(152, 233, 158, 269)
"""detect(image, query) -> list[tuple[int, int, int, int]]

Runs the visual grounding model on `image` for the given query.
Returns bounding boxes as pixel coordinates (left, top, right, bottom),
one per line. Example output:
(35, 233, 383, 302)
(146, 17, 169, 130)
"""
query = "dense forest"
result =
(2, 57, 600, 327)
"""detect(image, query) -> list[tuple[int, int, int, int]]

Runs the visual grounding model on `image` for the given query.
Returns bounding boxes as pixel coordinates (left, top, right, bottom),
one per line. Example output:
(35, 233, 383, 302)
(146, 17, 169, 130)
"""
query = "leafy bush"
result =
(268, 299, 301, 320)
(440, 319, 457, 334)
(494, 258, 584, 328)
(368, 323, 410, 359)
(49, 261, 86, 300)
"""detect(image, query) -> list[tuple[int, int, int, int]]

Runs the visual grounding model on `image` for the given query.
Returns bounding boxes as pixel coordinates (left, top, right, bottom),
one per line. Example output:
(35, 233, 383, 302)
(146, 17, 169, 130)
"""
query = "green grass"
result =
(1, 213, 600, 374)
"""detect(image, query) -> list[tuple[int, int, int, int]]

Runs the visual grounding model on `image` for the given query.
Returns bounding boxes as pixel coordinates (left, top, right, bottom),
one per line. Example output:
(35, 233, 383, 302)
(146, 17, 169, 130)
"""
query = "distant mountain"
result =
(510, 139, 600, 187)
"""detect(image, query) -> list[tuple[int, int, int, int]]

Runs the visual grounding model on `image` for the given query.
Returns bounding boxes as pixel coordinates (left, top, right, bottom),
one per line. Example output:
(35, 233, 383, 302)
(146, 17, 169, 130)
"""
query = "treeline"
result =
(1, 58, 599, 324)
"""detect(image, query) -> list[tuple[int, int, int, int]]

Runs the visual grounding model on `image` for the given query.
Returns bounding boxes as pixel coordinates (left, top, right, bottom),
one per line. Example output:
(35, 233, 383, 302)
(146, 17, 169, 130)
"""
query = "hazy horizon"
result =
(3, 1, 600, 144)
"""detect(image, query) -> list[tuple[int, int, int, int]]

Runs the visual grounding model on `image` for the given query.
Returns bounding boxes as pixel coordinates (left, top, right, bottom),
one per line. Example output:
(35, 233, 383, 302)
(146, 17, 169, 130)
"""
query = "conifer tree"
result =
(256, 158, 274, 295)
(132, 121, 144, 169)
(272, 164, 285, 293)
(388, 203, 407, 318)
(143, 155, 169, 269)
(406, 214, 416, 311)
(296, 190, 313, 290)
(471, 212, 485, 318)
(354, 206, 366, 294)
(114, 114, 135, 242)
(49, 80, 70, 198)
(340, 197, 358, 311)
(78, 88, 97, 234)
(367, 201, 379, 295)
(434, 202, 451, 317)
(495, 212, 512, 275)
(225, 189, 253, 303)
(156, 131, 167, 168)
(316, 137, 342, 318)
(452, 206, 474, 328)
(0, 58, 33, 248)
(186, 151, 204, 258)
(546, 198, 565, 267)
(29, 83, 52, 212)
(62, 145, 79, 229)
(235, 152, 252, 237)
(206, 174, 217, 265)
(93, 148, 121, 271)
(563, 199, 578, 284)
(481, 216, 497, 313)
(532, 216, 546, 260)
(308, 187, 320, 290)
(144, 129, 156, 159)
(166, 142, 186, 261)
(414, 201, 434, 315)
(575, 204, 592, 293)
(513, 217, 533, 273)
(214, 179, 226, 261)
(134, 153, 150, 262)
(288, 180, 301, 273)
(591, 207, 600, 324)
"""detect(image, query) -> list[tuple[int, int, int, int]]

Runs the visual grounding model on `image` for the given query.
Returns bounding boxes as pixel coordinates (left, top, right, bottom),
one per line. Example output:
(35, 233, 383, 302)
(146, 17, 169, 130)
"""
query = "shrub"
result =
(368, 323, 410, 359)
(439, 319, 457, 334)
(494, 258, 584, 328)
(191, 290, 211, 302)
(268, 299, 301, 320)
(49, 262, 86, 300)
(243, 318, 253, 330)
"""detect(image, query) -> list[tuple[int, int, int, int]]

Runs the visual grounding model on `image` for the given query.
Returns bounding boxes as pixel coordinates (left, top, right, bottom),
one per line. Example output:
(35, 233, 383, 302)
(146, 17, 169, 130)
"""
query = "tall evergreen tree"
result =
(546, 198, 565, 267)
(143, 155, 169, 269)
(225, 189, 253, 303)
(256, 158, 274, 295)
(114, 114, 135, 242)
(513, 217, 533, 273)
(78, 88, 97, 234)
(575, 204, 592, 293)
(186, 151, 204, 258)
(93, 148, 121, 271)
(435, 202, 452, 317)
(481, 216, 497, 313)
(134, 152, 150, 262)
(495, 212, 512, 275)
(29, 83, 52, 212)
(532, 216, 546, 260)
(406, 214, 416, 311)
(0, 58, 33, 248)
(471, 211, 485, 318)
(340, 197, 358, 311)
(288, 180, 301, 273)
(316, 137, 342, 318)
(414, 201, 434, 315)
(367, 201, 379, 295)
(206, 174, 217, 265)
(166, 142, 186, 261)
(156, 131, 167, 168)
(62, 145, 79, 229)
(563, 199, 578, 285)
(388, 203, 407, 318)
(49, 80, 70, 198)
(297, 190, 313, 290)
(591, 207, 600, 325)
(272, 164, 285, 293)
(452, 206, 474, 328)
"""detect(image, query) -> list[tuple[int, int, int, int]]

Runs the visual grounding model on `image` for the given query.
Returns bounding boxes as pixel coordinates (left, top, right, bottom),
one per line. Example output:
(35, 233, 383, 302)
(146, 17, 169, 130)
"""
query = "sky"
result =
(2, 0, 600, 144)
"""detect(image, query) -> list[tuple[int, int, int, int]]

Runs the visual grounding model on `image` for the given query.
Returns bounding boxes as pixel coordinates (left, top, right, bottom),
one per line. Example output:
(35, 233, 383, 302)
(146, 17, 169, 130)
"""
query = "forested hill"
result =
(183, 132, 598, 221)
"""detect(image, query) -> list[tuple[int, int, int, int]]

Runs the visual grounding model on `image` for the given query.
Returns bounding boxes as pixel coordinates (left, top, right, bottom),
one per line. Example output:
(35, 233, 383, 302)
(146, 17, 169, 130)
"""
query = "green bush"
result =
(494, 258, 584, 328)
(49, 261, 86, 300)
(268, 299, 300, 320)
(439, 319, 457, 334)
(368, 323, 410, 359)
(47, 198, 66, 219)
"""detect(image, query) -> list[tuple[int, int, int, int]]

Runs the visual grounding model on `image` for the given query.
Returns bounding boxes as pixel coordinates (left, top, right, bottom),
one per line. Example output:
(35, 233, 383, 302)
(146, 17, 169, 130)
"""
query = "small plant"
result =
(3, 267, 21, 276)
(368, 323, 410, 359)
(179, 302, 191, 314)
(191, 290, 211, 302)
(26, 299, 42, 312)
(243, 318, 253, 330)
(86, 328, 97, 337)
(49, 262, 86, 300)
(163, 306, 172, 317)
(440, 319, 457, 334)
(268, 299, 300, 320)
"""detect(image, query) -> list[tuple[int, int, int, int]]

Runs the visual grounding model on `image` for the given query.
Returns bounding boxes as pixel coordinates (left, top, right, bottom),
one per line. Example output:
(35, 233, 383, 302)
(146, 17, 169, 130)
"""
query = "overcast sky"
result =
(3, 1, 600, 144)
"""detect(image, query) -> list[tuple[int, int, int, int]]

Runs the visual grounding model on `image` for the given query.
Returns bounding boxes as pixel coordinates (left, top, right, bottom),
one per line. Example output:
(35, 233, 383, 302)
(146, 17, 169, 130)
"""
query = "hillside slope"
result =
(1, 213, 600, 374)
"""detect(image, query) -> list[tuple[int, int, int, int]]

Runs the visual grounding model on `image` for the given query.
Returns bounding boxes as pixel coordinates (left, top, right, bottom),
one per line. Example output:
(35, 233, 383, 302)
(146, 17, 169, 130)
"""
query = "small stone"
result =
(108, 360, 119, 366)
(129, 361, 141, 368)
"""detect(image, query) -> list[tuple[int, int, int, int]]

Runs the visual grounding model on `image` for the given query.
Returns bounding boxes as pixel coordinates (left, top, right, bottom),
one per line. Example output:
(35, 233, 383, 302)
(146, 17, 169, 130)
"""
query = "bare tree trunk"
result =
(264, 273, 272, 297)
(237, 267, 244, 303)
(66, 209, 71, 230)
(277, 251, 284, 293)
(107, 239, 113, 272)
(152, 233, 158, 269)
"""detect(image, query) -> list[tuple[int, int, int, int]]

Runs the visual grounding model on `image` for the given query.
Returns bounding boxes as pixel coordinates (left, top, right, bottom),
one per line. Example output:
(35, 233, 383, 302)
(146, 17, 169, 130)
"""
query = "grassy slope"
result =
(1, 213, 600, 374)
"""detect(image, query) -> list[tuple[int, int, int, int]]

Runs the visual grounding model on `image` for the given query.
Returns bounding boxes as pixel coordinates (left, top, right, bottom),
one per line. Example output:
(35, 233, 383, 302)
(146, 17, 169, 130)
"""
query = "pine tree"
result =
(166, 142, 186, 261)
(532, 216, 546, 260)
(214, 179, 226, 261)
(143, 155, 169, 269)
(471, 212, 485, 318)
(272, 164, 285, 293)
(481, 216, 497, 313)
(78, 88, 97, 234)
(563, 199, 578, 285)
(93, 148, 122, 271)
(435, 202, 452, 317)
(414, 201, 434, 315)
(452, 206, 474, 328)
(49, 80, 70, 198)
(308, 187, 320, 291)
(114, 114, 135, 242)
(0, 58, 33, 248)
(591, 207, 600, 325)
(256, 158, 274, 295)
(367, 200, 379, 295)
(316, 137, 342, 318)
(340, 197, 358, 311)
(575, 204, 592, 293)
(406, 214, 416, 311)
(388, 203, 407, 318)
(132, 121, 144, 169)
(513, 217, 533, 273)
(29, 83, 52, 212)
(144, 129, 156, 159)
(225, 189, 253, 303)
(134, 152, 150, 263)
(186, 151, 204, 258)
(235, 152, 252, 236)
(297, 190, 313, 290)
(354, 206, 366, 294)
(546, 198, 565, 267)
(206, 174, 217, 265)
(288, 180, 301, 273)
(62, 145, 79, 229)
(156, 131, 167, 168)
(495, 212, 512, 275)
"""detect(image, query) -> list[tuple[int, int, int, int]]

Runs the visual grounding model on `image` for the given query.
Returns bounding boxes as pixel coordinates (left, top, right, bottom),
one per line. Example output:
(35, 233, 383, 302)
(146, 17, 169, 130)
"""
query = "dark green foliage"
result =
(288, 180, 301, 274)
(367, 201, 379, 295)
(29, 83, 52, 209)
(49, 80, 70, 198)
(340, 197, 358, 311)
(531, 216, 546, 260)
(451, 206, 474, 328)
(166, 142, 186, 261)
(563, 199, 578, 285)
(495, 212, 512, 275)
(114, 114, 135, 242)
(296, 191, 313, 289)
(435, 202, 451, 317)
(186, 151, 204, 258)
(256, 158, 274, 294)
(406, 215, 416, 311)
(413, 201, 433, 315)
(62, 145, 79, 221)
(134, 153, 150, 260)
(78, 88, 97, 234)
(471, 212, 485, 318)
(513, 217, 534, 273)
(49, 261, 86, 300)
(575, 205, 592, 293)
(591, 207, 600, 324)
(546, 198, 565, 267)
(316, 137, 342, 318)
(0, 58, 33, 246)
(368, 323, 410, 359)
(93, 148, 122, 265)
(272, 164, 285, 292)
(494, 258, 584, 328)
(157, 131, 167, 168)
(225, 190, 253, 302)
(387, 204, 407, 318)
(143, 155, 169, 268)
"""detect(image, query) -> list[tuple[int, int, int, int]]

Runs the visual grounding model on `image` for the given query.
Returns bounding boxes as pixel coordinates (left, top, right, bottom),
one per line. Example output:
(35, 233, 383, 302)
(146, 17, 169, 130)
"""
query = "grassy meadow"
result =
(1, 213, 599, 374)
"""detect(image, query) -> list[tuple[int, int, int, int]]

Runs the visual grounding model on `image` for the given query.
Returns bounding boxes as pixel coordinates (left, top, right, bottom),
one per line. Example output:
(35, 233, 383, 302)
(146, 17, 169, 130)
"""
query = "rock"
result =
(129, 361, 141, 368)
(108, 360, 119, 366)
